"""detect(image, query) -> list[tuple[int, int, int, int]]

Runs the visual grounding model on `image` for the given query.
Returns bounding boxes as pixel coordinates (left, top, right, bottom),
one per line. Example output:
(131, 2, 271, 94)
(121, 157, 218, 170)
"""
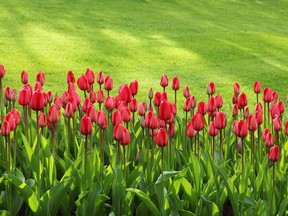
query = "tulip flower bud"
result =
(1, 120, 10, 136)
(36, 71, 45, 86)
(183, 85, 190, 98)
(85, 68, 95, 85)
(172, 77, 180, 91)
(186, 120, 197, 137)
(192, 113, 205, 131)
(129, 80, 138, 97)
(209, 122, 218, 136)
(268, 145, 280, 162)
(67, 70, 75, 83)
(129, 98, 138, 112)
(38, 112, 47, 128)
(264, 132, 274, 147)
(112, 110, 122, 126)
(148, 88, 153, 100)
(97, 71, 104, 85)
(80, 116, 92, 135)
(5, 112, 16, 131)
(232, 104, 238, 116)
(238, 93, 247, 109)
(206, 82, 215, 96)
(48, 104, 60, 124)
(273, 116, 282, 131)
(263, 87, 273, 103)
(244, 107, 249, 119)
(0, 64, 6, 78)
(197, 101, 207, 116)
(120, 128, 130, 145)
(233, 82, 240, 96)
(105, 96, 116, 111)
(21, 71, 29, 85)
(155, 128, 168, 147)
(215, 111, 226, 129)
(159, 100, 173, 121)
(137, 101, 147, 116)
(104, 75, 113, 91)
(97, 110, 107, 129)
(215, 94, 223, 109)
(160, 74, 168, 88)
(237, 119, 248, 137)
(247, 114, 258, 131)
(120, 106, 130, 123)
(97, 89, 104, 104)
(77, 75, 89, 91)
(18, 88, 30, 105)
(254, 81, 261, 94)
(30, 90, 45, 111)
(113, 122, 124, 141)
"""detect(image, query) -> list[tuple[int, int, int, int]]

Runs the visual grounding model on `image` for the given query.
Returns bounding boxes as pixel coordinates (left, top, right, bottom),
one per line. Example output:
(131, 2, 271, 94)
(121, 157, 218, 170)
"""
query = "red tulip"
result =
(207, 97, 216, 116)
(183, 97, 192, 112)
(67, 70, 75, 83)
(0, 64, 6, 78)
(262, 128, 270, 141)
(264, 132, 274, 147)
(255, 110, 263, 125)
(97, 89, 104, 104)
(172, 77, 180, 91)
(238, 93, 247, 109)
(183, 85, 190, 98)
(129, 98, 138, 112)
(244, 107, 249, 119)
(206, 82, 215, 96)
(105, 96, 116, 111)
(67, 82, 76, 92)
(209, 122, 218, 136)
(247, 114, 258, 131)
(263, 87, 273, 103)
(89, 91, 97, 103)
(113, 122, 124, 141)
(278, 101, 285, 114)
(54, 96, 63, 110)
(97, 71, 104, 85)
(197, 101, 207, 116)
(70, 91, 81, 105)
(149, 114, 159, 130)
(118, 85, 132, 103)
(137, 101, 147, 116)
(82, 98, 92, 113)
(215, 111, 226, 129)
(154, 92, 162, 107)
(48, 104, 60, 123)
(155, 128, 168, 147)
(11, 109, 21, 126)
(144, 111, 153, 127)
(270, 103, 280, 119)
(77, 75, 89, 91)
(85, 68, 95, 85)
(268, 145, 280, 162)
(38, 112, 47, 128)
(1, 120, 10, 136)
(120, 128, 130, 145)
(232, 95, 238, 105)
(192, 113, 205, 131)
(168, 123, 175, 138)
(129, 80, 138, 97)
(104, 75, 113, 91)
(46, 91, 53, 104)
(273, 116, 282, 131)
(159, 100, 172, 121)
(186, 120, 197, 137)
(112, 110, 122, 126)
(87, 105, 97, 123)
(4, 86, 11, 101)
(21, 71, 28, 84)
(30, 90, 45, 111)
(273, 91, 278, 102)
(160, 74, 168, 88)
(120, 106, 130, 123)
(255, 103, 263, 112)
(254, 81, 261, 94)
(232, 104, 238, 116)
(233, 82, 240, 96)
(36, 71, 45, 86)
(5, 113, 16, 131)
(80, 116, 92, 135)
(237, 119, 248, 137)
(34, 82, 42, 91)
(232, 120, 239, 135)
(97, 110, 107, 129)
(18, 88, 30, 105)
(65, 102, 74, 118)
(215, 94, 223, 109)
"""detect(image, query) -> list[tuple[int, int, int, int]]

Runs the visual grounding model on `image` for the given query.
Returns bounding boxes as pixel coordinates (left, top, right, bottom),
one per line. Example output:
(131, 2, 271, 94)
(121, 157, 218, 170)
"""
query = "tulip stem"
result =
(212, 136, 215, 160)
(51, 124, 55, 156)
(123, 145, 126, 179)
(272, 162, 275, 213)
(67, 117, 71, 159)
(84, 134, 88, 189)
(241, 137, 244, 171)
(219, 129, 222, 160)
(161, 147, 164, 181)
(5, 135, 12, 213)
(36, 110, 41, 197)
(13, 129, 17, 171)
(174, 90, 177, 105)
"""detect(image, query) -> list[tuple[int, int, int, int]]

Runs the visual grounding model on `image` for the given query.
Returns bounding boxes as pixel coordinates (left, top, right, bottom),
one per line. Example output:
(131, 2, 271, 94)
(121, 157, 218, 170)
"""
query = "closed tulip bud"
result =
(120, 106, 130, 123)
(46, 91, 53, 104)
(248, 114, 258, 131)
(86, 106, 97, 123)
(172, 77, 180, 91)
(278, 101, 285, 114)
(268, 145, 280, 162)
(97, 71, 104, 85)
(120, 128, 130, 145)
(1, 120, 10, 136)
(144, 111, 153, 127)
(207, 97, 217, 115)
(232, 120, 239, 135)
(137, 101, 147, 116)
(273, 116, 282, 131)
(264, 132, 274, 147)
(30, 90, 45, 111)
(48, 104, 60, 123)
(36, 71, 45, 86)
(209, 122, 218, 136)
(11, 109, 21, 126)
(65, 102, 74, 118)
(215, 111, 226, 129)
(159, 100, 173, 121)
(21, 71, 29, 84)
(129, 98, 138, 112)
(112, 110, 122, 126)
(10, 89, 17, 102)
(232, 104, 238, 116)
(97, 110, 107, 129)
(34, 82, 42, 91)
(105, 96, 115, 111)
(255, 110, 263, 125)
(197, 101, 207, 116)
(80, 116, 92, 135)
(244, 107, 249, 119)
(104, 75, 113, 91)
(4, 86, 11, 101)
(183, 85, 190, 98)
(119, 85, 132, 103)
(238, 93, 247, 109)
(18, 87, 30, 105)
(67, 95, 78, 112)
(38, 112, 46, 128)
(206, 82, 216, 96)
(192, 113, 205, 131)
(54, 96, 63, 110)
(232, 95, 238, 105)
(160, 74, 168, 88)
(148, 88, 153, 100)
(113, 122, 124, 141)
(186, 120, 197, 137)
(77, 75, 89, 91)
(183, 97, 192, 112)
(129, 80, 138, 97)
(0, 64, 6, 78)
(273, 91, 278, 102)
(262, 128, 270, 141)
(149, 114, 159, 130)
(270, 103, 280, 119)
(155, 128, 168, 147)
(233, 82, 240, 96)
(161, 91, 168, 101)
(82, 98, 92, 113)
(237, 119, 248, 137)
(254, 81, 261, 94)
(263, 87, 273, 103)
(255, 103, 263, 112)
(5, 112, 16, 131)
(88, 91, 96, 104)
(85, 68, 95, 85)
(97, 89, 104, 104)
(215, 94, 223, 109)
(154, 92, 162, 107)
(67, 70, 75, 83)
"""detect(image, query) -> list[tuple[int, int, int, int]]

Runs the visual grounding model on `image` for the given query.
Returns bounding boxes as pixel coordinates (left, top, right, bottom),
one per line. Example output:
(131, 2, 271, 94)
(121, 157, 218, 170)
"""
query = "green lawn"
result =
(1, 0, 288, 111)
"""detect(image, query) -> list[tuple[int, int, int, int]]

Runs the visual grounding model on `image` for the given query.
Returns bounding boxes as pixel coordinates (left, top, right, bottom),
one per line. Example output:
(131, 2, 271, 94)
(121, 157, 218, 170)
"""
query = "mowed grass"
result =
(1, 0, 288, 112)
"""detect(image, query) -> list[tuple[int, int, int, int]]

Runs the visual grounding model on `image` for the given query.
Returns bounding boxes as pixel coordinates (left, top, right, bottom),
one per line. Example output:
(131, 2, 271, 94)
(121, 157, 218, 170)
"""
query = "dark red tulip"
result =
(105, 96, 116, 111)
(183, 85, 190, 98)
(155, 128, 168, 147)
(172, 77, 180, 91)
(192, 113, 205, 131)
(233, 82, 240, 96)
(104, 75, 113, 91)
(244, 107, 249, 119)
(112, 110, 122, 126)
(120, 128, 130, 145)
(97, 110, 107, 129)
(119, 85, 132, 103)
(30, 90, 45, 111)
(11, 109, 21, 126)
(48, 104, 60, 123)
(1, 120, 10, 136)
(67, 70, 75, 83)
(159, 100, 172, 121)
(148, 88, 153, 100)
(255, 110, 263, 125)
(5, 112, 16, 131)
(232, 104, 238, 116)
(36, 71, 45, 86)
(263, 87, 273, 103)
(149, 114, 159, 130)
(238, 93, 247, 109)
(46, 91, 53, 104)
(206, 82, 216, 96)
(273, 116, 282, 131)
(4, 86, 11, 101)
(97, 71, 104, 85)
(21, 71, 28, 85)
(215, 111, 226, 129)
(215, 94, 223, 109)
(232, 95, 238, 105)
(77, 75, 89, 91)
(85, 68, 95, 85)
(38, 112, 46, 128)
(129, 98, 138, 112)
(54, 96, 63, 110)
(264, 132, 274, 147)
(87, 105, 97, 123)
(160, 74, 168, 88)
(0, 64, 6, 78)
(247, 114, 258, 131)
(209, 122, 218, 136)
(80, 116, 92, 135)
(97, 89, 104, 104)
(137, 101, 147, 116)
(197, 101, 207, 116)
(268, 145, 280, 162)
(154, 92, 162, 107)
(237, 119, 248, 137)
(18, 88, 30, 105)
(120, 106, 130, 123)
(144, 111, 153, 127)
(65, 102, 74, 118)
(129, 80, 138, 97)
(207, 97, 217, 116)
(89, 91, 97, 103)
(254, 81, 261, 94)
(113, 122, 124, 141)
(186, 120, 197, 137)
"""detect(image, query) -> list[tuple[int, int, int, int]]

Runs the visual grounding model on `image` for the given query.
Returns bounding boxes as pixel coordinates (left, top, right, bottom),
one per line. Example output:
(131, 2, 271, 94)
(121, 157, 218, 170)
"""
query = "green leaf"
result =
(155, 171, 179, 185)
(126, 188, 161, 216)
(181, 178, 197, 211)
(279, 197, 288, 216)
(4, 174, 40, 214)
(200, 194, 220, 216)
